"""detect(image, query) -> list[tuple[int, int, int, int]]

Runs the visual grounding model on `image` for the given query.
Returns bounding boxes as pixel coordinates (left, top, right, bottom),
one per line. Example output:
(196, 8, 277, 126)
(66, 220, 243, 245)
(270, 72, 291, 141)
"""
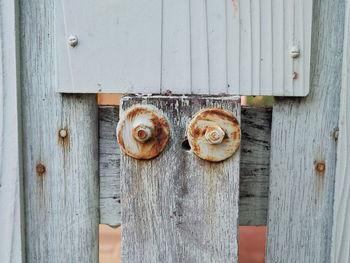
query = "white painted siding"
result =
(56, 0, 313, 96)
(0, 0, 23, 261)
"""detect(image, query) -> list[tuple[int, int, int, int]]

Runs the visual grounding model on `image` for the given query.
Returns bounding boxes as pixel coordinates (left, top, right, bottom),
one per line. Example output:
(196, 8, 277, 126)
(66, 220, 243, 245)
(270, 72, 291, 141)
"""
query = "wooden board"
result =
(99, 105, 272, 227)
(20, 0, 99, 261)
(266, 0, 345, 261)
(0, 0, 23, 261)
(120, 95, 240, 262)
(331, 1, 350, 261)
(56, 0, 312, 96)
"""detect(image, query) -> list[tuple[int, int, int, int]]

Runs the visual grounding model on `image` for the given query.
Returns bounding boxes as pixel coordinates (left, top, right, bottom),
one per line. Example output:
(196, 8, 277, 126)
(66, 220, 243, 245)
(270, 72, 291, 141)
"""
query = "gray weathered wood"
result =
(99, 106, 121, 226)
(331, 0, 350, 261)
(266, 0, 345, 262)
(0, 0, 24, 261)
(121, 95, 240, 262)
(99, 105, 271, 226)
(20, 0, 99, 261)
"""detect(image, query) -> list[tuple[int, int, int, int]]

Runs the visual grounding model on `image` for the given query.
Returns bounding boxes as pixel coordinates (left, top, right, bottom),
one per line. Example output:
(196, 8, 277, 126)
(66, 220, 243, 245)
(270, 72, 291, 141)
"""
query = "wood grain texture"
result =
(0, 0, 24, 261)
(99, 106, 121, 227)
(121, 95, 240, 262)
(20, 0, 99, 261)
(331, 1, 350, 261)
(56, 0, 312, 96)
(99, 105, 271, 227)
(266, 0, 345, 262)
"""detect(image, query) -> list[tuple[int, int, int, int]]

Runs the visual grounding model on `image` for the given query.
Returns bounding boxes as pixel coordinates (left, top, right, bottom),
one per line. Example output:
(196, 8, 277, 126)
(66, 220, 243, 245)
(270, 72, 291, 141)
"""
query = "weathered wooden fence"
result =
(1, 0, 350, 262)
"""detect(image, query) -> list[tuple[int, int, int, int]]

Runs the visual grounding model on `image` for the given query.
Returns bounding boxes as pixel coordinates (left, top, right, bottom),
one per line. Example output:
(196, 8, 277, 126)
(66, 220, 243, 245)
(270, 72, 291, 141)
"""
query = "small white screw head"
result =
(205, 126, 225, 145)
(59, 129, 68, 138)
(133, 125, 153, 143)
(290, 46, 300, 58)
(67, 35, 78, 47)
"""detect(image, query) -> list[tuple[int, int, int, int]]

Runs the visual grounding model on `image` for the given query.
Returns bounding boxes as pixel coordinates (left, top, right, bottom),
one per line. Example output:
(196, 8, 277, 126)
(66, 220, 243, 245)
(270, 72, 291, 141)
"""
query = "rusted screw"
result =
(133, 124, 153, 143)
(290, 46, 300, 58)
(67, 35, 78, 47)
(59, 129, 68, 138)
(36, 163, 46, 175)
(315, 162, 326, 173)
(205, 126, 225, 145)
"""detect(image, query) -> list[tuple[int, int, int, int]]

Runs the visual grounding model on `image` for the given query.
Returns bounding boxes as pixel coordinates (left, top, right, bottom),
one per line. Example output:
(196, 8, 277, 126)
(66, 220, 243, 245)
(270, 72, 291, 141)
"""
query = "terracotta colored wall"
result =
(99, 226, 266, 263)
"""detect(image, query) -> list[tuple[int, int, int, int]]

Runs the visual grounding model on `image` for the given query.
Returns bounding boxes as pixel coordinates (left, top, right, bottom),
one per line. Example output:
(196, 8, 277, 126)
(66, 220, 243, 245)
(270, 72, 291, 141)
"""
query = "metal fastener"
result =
(36, 163, 46, 175)
(290, 46, 300, 58)
(187, 108, 241, 162)
(59, 129, 68, 138)
(133, 123, 153, 143)
(292, 72, 298, 80)
(205, 125, 225, 145)
(333, 128, 339, 141)
(117, 105, 170, 160)
(67, 35, 79, 47)
(316, 162, 326, 173)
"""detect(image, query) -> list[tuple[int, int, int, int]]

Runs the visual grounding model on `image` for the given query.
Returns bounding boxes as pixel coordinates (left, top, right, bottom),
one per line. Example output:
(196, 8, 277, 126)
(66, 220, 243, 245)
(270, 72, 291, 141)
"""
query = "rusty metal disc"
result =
(187, 108, 241, 162)
(117, 105, 170, 159)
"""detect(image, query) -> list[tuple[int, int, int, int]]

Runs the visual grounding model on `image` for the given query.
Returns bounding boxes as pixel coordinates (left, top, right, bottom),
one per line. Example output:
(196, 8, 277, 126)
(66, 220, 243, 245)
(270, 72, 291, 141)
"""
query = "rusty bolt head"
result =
(132, 124, 153, 143)
(117, 105, 170, 160)
(59, 129, 68, 138)
(205, 125, 225, 145)
(316, 162, 326, 173)
(187, 108, 241, 162)
(67, 35, 78, 47)
(36, 163, 46, 175)
(290, 46, 300, 58)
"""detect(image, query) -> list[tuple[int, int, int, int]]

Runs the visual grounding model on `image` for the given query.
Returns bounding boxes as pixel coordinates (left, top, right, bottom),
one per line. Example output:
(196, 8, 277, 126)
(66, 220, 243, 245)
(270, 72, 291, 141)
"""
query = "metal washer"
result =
(117, 105, 170, 160)
(187, 108, 241, 162)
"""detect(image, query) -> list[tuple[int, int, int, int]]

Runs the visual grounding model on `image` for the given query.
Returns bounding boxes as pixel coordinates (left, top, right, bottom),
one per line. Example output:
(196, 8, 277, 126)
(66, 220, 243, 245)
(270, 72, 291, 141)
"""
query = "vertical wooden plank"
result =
(99, 106, 121, 226)
(302, 0, 313, 96)
(266, 0, 345, 262)
(206, 0, 228, 94)
(190, 0, 209, 94)
(271, 0, 284, 96)
(20, 0, 99, 262)
(260, 0, 273, 95)
(161, 0, 191, 93)
(283, 0, 294, 96)
(331, 0, 350, 261)
(0, 0, 24, 261)
(227, 0, 240, 94)
(121, 96, 240, 262)
(238, 0, 252, 95)
(251, 0, 261, 95)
